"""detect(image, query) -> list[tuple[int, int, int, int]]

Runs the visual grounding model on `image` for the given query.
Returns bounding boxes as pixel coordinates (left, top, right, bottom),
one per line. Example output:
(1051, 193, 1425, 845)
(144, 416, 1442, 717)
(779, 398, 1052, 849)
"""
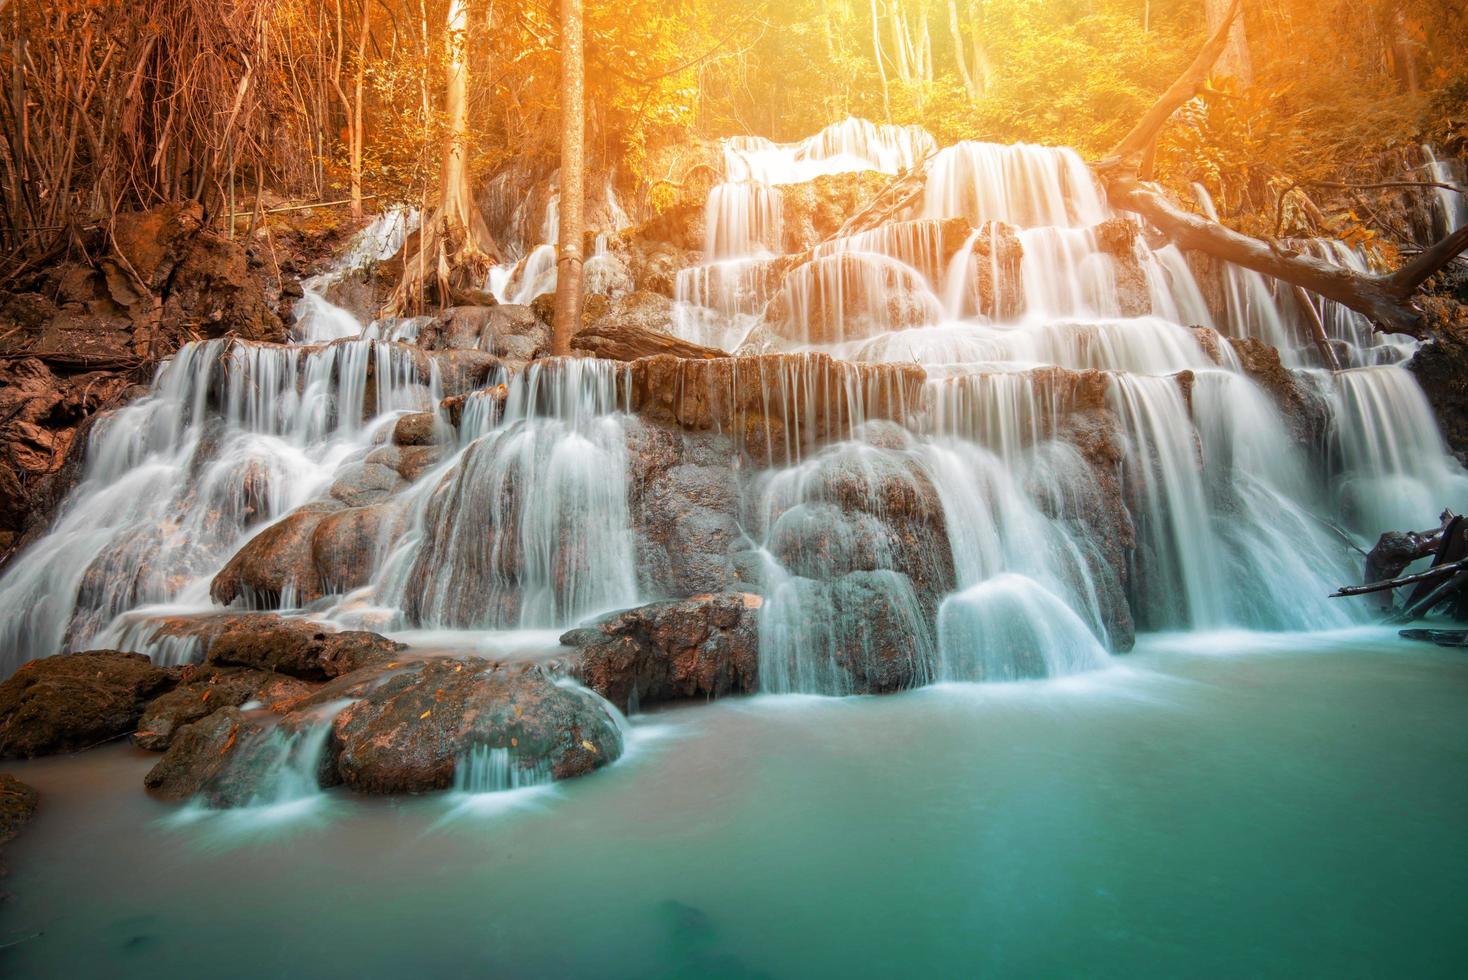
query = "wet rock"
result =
(428, 349, 504, 398)
(143, 707, 267, 804)
(563, 592, 762, 709)
(329, 660, 622, 794)
(210, 503, 341, 607)
(763, 570, 936, 694)
(329, 459, 407, 507)
(1095, 218, 1151, 318)
(204, 619, 403, 681)
(311, 501, 406, 593)
(0, 773, 39, 869)
(779, 171, 892, 250)
(781, 443, 958, 619)
(0, 652, 177, 758)
(141, 612, 403, 680)
(134, 667, 315, 751)
(392, 412, 442, 446)
(420, 305, 550, 361)
(626, 353, 925, 466)
(1409, 300, 1468, 465)
(1228, 336, 1333, 451)
(1042, 413, 1137, 652)
(623, 419, 746, 596)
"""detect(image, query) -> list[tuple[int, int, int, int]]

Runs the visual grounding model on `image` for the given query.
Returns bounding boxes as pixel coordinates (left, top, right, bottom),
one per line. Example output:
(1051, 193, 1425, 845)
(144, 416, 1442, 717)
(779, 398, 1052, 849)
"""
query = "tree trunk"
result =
(948, 0, 977, 102)
(551, 0, 585, 356)
(441, 0, 471, 231)
(870, 0, 892, 122)
(1092, 0, 1468, 339)
(350, 0, 368, 221)
(380, 0, 499, 317)
(1204, 0, 1252, 87)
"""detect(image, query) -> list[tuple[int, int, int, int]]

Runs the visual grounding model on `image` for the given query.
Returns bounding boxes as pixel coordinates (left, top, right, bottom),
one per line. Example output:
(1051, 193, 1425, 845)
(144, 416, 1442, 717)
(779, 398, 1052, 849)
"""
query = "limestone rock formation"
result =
(0, 651, 178, 758)
(134, 667, 315, 751)
(562, 592, 762, 708)
(329, 660, 622, 794)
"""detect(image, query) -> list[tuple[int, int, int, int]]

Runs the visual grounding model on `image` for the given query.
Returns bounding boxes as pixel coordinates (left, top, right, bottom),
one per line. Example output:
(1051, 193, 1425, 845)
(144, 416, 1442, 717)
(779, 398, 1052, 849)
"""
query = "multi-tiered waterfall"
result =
(2, 119, 1465, 709)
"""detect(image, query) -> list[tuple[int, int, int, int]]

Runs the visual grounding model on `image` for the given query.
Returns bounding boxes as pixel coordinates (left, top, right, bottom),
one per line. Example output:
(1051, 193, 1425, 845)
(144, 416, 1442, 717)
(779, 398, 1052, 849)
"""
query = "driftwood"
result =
(1398, 628, 1468, 648)
(1095, 0, 1468, 338)
(831, 161, 932, 241)
(1332, 556, 1468, 599)
(1334, 511, 1468, 623)
(571, 321, 724, 362)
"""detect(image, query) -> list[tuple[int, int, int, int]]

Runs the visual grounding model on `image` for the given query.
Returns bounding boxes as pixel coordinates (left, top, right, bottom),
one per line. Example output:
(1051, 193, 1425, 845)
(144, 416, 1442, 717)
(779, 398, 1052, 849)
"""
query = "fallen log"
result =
(1398, 628, 1468, 647)
(571, 321, 724, 362)
(1331, 556, 1468, 599)
(1094, 0, 1468, 338)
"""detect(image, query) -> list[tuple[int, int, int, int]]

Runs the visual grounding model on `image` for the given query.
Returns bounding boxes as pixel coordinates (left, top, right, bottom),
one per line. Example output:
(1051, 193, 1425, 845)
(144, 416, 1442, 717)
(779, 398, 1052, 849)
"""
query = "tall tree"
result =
(383, 0, 500, 315)
(1204, 0, 1252, 87)
(551, 0, 585, 355)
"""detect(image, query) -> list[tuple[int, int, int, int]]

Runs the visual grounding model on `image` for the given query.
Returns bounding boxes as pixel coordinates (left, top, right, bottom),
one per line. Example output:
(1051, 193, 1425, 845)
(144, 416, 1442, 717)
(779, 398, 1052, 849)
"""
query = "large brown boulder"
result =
(143, 707, 269, 805)
(562, 593, 762, 710)
(134, 666, 316, 751)
(210, 503, 341, 607)
(311, 501, 406, 594)
(330, 660, 622, 794)
(205, 619, 402, 680)
(139, 612, 403, 680)
(0, 651, 178, 758)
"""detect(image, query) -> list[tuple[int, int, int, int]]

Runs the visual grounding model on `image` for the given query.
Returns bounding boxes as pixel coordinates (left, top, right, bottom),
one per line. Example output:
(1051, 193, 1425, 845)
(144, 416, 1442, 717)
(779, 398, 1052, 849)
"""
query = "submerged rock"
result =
(0, 651, 177, 758)
(330, 660, 622, 794)
(0, 773, 39, 872)
(562, 593, 763, 709)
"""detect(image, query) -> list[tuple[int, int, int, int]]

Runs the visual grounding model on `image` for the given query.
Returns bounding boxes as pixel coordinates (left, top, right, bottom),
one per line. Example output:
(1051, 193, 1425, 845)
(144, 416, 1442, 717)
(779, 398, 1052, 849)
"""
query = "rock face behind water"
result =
(330, 660, 622, 794)
(0, 652, 177, 758)
(563, 593, 763, 709)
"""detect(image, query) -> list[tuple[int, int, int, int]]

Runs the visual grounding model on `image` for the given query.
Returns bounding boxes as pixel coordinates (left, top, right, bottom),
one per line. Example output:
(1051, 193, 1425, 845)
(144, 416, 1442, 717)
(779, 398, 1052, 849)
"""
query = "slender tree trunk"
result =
(1204, 0, 1252, 87)
(441, 0, 470, 229)
(551, 0, 585, 355)
(869, 0, 892, 121)
(967, 0, 992, 94)
(948, 0, 977, 102)
(350, 0, 368, 220)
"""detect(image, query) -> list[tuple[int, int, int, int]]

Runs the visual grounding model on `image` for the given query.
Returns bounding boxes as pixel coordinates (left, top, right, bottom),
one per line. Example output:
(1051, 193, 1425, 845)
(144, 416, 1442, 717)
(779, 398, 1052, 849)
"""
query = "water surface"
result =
(3, 629, 1466, 978)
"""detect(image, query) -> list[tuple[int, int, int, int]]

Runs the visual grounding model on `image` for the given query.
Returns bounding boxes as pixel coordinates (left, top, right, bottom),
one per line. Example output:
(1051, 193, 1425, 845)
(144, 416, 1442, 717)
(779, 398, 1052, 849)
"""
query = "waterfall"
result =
(1423, 144, 1468, 237)
(3, 124, 1465, 707)
(937, 574, 1109, 681)
(390, 359, 638, 630)
(454, 745, 553, 794)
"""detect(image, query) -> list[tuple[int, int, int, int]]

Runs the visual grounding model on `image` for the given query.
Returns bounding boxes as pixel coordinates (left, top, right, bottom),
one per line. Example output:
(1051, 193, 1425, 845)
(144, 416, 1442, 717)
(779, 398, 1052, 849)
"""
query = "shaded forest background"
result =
(1, 0, 1465, 272)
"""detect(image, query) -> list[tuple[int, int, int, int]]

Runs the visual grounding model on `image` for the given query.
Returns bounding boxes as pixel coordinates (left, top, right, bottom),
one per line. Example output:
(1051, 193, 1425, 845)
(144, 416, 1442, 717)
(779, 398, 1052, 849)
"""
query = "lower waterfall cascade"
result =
(2, 117, 1467, 716)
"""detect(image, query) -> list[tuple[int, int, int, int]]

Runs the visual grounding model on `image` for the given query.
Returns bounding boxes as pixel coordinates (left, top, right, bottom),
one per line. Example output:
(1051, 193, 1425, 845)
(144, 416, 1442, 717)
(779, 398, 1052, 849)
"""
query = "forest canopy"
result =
(1, 0, 1465, 266)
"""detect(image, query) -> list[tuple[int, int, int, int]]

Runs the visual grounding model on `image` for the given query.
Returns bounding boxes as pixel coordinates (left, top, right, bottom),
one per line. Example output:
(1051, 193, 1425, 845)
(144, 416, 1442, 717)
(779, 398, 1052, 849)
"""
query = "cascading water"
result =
(2, 121, 1466, 709)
